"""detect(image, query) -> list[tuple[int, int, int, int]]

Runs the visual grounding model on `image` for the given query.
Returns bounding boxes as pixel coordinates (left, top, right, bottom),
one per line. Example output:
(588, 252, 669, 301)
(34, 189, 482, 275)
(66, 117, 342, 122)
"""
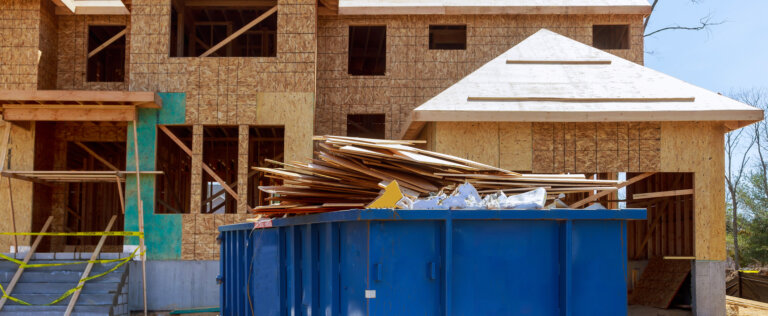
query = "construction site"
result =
(0, 0, 766, 315)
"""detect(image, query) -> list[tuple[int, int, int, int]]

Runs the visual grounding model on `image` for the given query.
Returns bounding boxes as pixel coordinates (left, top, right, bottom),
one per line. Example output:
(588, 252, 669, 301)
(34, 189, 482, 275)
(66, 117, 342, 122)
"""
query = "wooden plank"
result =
(5, 178, 18, 251)
(506, 60, 611, 65)
(64, 215, 117, 316)
(200, 6, 277, 57)
(158, 125, 239, 200)
(467, 97, 696, 103)
(0, 91, 161, 108)
(569, 172, 655, 208)
(0, 216, 53, 311)
(2, 105, 136, 121)
(116, 176, 125, 214)
(131, 121, 148, 316)
(74, 141, 119, 171)
(633, 189, 694, 200)
(628, 258, 692, 309)
(87, 28, 126, 58)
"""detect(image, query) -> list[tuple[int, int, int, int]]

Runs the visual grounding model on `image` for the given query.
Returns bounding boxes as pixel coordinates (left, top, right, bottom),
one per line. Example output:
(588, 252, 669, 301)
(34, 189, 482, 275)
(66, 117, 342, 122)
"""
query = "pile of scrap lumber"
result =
(253, 136, 619, 215)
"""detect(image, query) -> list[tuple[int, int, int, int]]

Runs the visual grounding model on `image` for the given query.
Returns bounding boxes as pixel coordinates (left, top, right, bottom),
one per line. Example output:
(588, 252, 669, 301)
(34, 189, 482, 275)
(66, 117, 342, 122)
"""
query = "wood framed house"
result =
(0, 0, 761, 313)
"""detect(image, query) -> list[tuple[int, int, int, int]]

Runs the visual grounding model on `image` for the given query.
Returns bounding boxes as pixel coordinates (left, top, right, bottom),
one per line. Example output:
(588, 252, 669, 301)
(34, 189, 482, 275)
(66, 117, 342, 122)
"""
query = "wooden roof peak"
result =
(402, 29, 763, 139)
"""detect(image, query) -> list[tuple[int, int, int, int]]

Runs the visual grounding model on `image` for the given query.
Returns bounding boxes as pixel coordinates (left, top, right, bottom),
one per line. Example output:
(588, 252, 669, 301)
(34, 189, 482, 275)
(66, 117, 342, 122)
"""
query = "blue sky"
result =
(644, 0, 768, 93)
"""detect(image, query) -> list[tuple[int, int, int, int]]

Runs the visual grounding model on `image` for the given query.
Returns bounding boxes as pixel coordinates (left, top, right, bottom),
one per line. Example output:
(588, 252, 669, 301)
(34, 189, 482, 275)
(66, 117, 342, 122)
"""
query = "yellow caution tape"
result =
(740, 270, 760, 274)
(0, 247, 142, 306)
(0, 230, 145, 306)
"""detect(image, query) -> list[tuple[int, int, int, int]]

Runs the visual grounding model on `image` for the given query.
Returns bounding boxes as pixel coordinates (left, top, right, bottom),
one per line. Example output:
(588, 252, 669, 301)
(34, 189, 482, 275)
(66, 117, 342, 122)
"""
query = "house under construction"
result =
(0, 0, 763, 314)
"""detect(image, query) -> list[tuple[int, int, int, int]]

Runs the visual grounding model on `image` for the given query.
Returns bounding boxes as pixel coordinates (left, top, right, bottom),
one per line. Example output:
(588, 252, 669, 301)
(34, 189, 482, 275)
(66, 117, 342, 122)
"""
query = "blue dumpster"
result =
(219, 208, 646, 316)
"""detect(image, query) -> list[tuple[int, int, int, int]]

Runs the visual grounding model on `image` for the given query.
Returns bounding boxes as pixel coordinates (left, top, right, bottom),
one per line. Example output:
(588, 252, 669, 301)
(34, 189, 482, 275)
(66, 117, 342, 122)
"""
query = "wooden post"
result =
(5, 178, 17, 251)
(116, 176, 125, 214)
(0, 216, 53, 311)
(131, 120, 148, 316)
(64, 215, 117, 316)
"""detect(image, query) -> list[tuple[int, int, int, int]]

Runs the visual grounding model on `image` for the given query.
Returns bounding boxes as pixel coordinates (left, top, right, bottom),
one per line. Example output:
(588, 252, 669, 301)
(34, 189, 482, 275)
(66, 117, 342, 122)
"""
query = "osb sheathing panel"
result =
(184, 93, 313, 216)
(0, 121, 35, 251)
(432, 121, 726, 261)
(315, 14, 645, 139)
(180, 213, 251, 260)
(128, 0, 316, 126)
(37, 0, 57, 89)
(56, 15, 130, 90)
(0, 0, 41, 90)
(660, 121, 726, 261)
(434, 122, 533, 172)
(532, 122, 661, 173)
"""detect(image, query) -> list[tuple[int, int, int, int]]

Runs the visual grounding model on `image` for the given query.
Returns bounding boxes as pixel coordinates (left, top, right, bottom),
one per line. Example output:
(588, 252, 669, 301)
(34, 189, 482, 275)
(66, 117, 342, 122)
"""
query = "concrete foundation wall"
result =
(692, 260, 726, 316)
(128, 260, 219, 311)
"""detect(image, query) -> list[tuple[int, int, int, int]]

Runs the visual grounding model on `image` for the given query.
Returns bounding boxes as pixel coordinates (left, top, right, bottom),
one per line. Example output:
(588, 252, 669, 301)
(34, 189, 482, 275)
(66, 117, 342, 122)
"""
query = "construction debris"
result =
(252, 136, 620, 216)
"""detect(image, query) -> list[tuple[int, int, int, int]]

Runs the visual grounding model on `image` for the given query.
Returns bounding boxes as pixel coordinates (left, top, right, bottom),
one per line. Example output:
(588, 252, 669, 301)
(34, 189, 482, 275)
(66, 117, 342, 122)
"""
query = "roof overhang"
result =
(0, 90, 162, 122)
(401, 29, 764, 139)
(53, 0, 130, 15)
(338, 0, 652, 15)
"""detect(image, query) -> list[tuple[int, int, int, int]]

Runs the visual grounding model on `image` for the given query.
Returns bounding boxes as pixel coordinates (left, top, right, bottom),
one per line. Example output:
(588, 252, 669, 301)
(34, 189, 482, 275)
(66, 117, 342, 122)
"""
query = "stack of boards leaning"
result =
(252, 136, 620, 216)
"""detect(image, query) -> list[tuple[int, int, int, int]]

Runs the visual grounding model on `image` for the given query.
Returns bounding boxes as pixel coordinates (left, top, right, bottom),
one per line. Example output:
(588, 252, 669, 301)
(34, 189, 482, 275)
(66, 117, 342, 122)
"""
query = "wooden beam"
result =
(199, 6, 277, 57)
(116, 176, 125, 214)
(506, 60, 611, 65)
(158, 125, 240, 200)
(0, 90, 161, 108)
(1, 105, 136, 122)
(0, 216, 53, 311)
(64, 215, 117, 316)
(633, 189, 694, 200)
(5, 178, 18, 251)
(87, 28, 127, 58)
(131, 120, 148, 316)
(74, 141, 119, 171)
(569, 172, 656, 208)
(467, 97, 696, 103)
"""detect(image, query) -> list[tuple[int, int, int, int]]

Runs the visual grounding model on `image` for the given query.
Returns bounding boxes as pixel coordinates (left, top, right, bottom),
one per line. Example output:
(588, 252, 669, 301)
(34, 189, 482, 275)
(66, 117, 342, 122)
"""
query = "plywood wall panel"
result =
(56, 15, 130, 91)
(316, 14, 645, 139)
(660, 121, 726, 261)
(0, 0, 40, 90)
(0, 121, 35, 251)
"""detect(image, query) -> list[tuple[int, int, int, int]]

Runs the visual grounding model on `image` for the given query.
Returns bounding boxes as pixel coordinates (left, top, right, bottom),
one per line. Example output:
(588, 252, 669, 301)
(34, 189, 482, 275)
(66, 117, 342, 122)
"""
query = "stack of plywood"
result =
(253, 136, 619, 215)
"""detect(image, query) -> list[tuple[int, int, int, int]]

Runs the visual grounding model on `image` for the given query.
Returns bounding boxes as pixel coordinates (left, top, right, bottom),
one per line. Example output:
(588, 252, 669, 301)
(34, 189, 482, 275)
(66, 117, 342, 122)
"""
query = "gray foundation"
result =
(128, 260, 219, 311)
(692, 260, 726, 316)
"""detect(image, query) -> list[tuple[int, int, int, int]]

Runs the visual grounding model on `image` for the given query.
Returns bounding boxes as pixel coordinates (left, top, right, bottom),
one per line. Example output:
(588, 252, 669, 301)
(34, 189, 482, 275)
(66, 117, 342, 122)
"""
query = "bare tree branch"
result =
(644, 14, 724, 37)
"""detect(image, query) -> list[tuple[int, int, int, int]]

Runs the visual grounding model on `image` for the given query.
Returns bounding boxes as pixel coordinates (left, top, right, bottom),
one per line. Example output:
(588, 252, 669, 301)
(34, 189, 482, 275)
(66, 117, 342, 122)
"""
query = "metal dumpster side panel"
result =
(570, 220, 629, 315)
(219, 209, 645, 316)
(451, 220, 561, 315)
(369, 220, 443, 315)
